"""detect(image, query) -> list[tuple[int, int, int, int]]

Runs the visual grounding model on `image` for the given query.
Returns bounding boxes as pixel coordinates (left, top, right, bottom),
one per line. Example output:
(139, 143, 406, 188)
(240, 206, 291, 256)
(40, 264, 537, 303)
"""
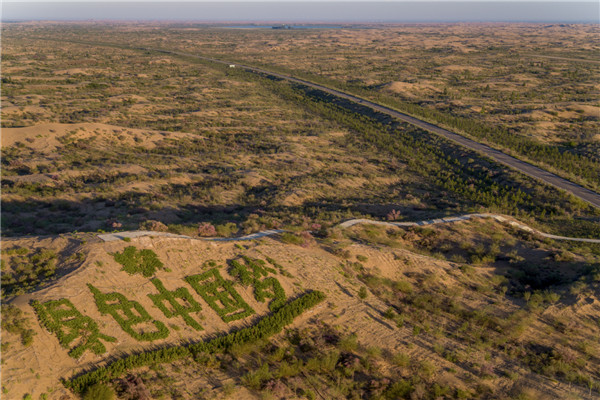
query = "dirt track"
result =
(98, 214, 600, 243)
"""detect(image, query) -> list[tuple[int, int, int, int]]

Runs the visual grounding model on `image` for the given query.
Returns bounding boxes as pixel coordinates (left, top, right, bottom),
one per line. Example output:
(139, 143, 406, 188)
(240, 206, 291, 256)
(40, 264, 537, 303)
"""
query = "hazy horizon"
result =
(2, 1, 599, 23)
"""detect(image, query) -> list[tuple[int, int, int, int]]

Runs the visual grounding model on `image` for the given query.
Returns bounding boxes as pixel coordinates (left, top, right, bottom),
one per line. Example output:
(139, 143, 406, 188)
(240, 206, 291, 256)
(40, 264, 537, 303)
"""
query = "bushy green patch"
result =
(31, 299, 115, 358)
(82, 383, 115, 400)
(88, 284, 169, 341)
(1, 248, 57, 297)
(280, 232, 304, 245)
(112, 246, 164, 277)
(384, 380, 413, 399)
(241, 363, 272, 390)
(1, 304, 36, 347)
(358, 286, 368, 299)
(215, 222, 239, 238)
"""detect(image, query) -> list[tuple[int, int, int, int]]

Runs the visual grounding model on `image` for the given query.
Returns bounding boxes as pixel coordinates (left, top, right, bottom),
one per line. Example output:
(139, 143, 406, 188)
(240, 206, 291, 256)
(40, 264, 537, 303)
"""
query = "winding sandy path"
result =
(98, 229, 284, 242)
(98, 214, 600, 244)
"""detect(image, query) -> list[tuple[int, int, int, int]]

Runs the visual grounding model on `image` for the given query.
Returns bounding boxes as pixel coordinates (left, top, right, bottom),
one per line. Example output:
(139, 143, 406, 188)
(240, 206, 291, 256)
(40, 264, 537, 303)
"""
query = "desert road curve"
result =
(98, 213, 600, 243)
(145, 48, 600, 210)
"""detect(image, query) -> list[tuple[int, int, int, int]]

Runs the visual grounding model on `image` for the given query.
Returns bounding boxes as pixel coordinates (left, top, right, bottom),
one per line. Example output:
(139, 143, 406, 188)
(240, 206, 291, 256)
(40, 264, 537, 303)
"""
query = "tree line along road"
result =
(149, 48, 600, 210)
(33, 36, 600, 210)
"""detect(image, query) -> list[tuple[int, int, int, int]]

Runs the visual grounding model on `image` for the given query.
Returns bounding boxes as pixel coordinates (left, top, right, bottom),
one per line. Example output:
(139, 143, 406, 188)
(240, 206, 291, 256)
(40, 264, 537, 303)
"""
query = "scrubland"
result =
(1, 22, 599, 400)
(2, 218, 599, 399)
(2, 24, 599, 240)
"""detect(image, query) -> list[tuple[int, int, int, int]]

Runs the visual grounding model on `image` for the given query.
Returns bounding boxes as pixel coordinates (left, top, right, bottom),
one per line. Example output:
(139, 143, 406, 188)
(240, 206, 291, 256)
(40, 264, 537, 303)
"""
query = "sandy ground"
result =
(1, 122, 199, 153)
(2, 214, 599, 398)
(2, 236, 412, 399)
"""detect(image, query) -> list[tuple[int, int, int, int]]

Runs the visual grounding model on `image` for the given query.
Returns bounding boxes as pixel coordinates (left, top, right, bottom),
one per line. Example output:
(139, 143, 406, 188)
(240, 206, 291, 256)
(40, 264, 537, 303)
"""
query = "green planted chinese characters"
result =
(88, 284, 169, 341)
(148, 278, 204, 331)
(65, 290, 326, 393)
(185, 268, 255, 323)
(229, 256, 286, 311)
(31, 299, 116, 358)
(112, 246, 164, 277)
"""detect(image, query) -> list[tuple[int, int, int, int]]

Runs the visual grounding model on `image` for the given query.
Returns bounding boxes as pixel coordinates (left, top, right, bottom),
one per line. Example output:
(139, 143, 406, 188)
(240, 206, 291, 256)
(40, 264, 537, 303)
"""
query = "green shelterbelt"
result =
(65, 290, 326, 393)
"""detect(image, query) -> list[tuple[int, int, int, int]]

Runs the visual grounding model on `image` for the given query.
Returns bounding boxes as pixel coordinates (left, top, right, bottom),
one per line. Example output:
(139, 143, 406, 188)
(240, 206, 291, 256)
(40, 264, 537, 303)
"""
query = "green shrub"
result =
(82, 383, 115, 400)
(280, 232, 304, 245)
(358, 286, 368, 299)
(215, 222, 238, 237)
(311, 350, 340, 372)
(241, 363, 272, 390)
(432, 384, 451, 398)
(419, 360, 437, 379)
(367, 346, 382, 358)
(338, 334, 358, 352)
(384, 380, 413, 399)
(393, 280, 413, 294)
(392, 353, 410, 367)
(383, 307, 396, 319)
(276, 360, 302, 378)
(15, 247, 30, 255)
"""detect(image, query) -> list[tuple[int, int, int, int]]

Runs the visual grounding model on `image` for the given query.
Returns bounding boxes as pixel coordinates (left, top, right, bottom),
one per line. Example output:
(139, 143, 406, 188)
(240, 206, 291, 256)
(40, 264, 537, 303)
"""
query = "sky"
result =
(4, 0, 598, 2)
(2, 1, 599, 23)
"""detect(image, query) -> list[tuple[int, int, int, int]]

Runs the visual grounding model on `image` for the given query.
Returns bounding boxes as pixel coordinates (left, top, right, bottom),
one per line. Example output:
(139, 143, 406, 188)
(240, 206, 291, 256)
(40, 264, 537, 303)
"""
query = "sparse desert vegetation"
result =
(1, 21, 599, 400)
(2, 225, 598, 399)
(2, 23, 599, 241)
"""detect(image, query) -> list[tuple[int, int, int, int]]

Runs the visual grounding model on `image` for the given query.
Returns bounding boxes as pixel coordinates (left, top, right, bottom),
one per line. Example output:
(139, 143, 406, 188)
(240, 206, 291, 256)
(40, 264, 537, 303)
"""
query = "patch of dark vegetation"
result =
(0, 247, 58, 297)
(113, 246, 164, 277)
(0, 304, 36, 349)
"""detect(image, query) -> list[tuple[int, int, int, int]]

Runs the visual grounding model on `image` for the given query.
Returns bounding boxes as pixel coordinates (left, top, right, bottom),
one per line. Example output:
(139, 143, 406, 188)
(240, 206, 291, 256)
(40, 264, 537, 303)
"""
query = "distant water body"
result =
(2, 2, 599, 23)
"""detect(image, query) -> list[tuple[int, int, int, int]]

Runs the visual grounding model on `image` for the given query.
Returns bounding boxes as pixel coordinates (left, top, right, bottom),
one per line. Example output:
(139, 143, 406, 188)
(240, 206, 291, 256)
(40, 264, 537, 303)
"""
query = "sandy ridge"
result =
(97, 214, 600, 244)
